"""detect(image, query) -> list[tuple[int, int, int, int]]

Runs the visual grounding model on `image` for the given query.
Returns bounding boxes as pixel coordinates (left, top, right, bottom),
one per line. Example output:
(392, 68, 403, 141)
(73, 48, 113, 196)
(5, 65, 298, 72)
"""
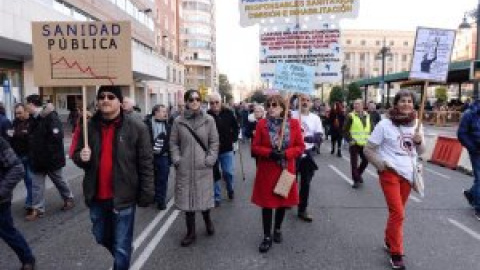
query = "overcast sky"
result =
(216, 0, 478, 85)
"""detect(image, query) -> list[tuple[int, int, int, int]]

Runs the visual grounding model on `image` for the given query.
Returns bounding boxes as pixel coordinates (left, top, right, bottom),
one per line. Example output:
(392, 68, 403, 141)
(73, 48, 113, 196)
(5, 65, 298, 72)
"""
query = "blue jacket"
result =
(458, 100, 480, 154)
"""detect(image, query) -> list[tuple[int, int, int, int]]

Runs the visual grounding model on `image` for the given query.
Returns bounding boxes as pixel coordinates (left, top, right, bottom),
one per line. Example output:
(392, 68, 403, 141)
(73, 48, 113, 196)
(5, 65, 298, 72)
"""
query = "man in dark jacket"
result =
(145, 104, 171, 210)
(207, 93, 239, 207)
(25, 95, 74, 221)
(11, 104, 33, 210)
(73, 86, 154, 270)
(0, 136, 36, 270)
(0, 102, 13, 141)
(458, 99, 480, 220)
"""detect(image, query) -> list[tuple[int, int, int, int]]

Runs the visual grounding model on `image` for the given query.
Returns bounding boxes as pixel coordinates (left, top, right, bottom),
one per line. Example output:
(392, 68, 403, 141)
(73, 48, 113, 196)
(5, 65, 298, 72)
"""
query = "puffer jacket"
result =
(0, 137, 25, 205)
(28, 105, 65, 173)
(72, 111, 154, 210)
(458, 100, 480, 154)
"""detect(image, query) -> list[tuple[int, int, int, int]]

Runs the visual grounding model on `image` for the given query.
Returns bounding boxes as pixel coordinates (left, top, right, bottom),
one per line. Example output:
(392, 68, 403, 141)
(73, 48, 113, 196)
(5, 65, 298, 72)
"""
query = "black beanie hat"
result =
(97, 85, 123, 103)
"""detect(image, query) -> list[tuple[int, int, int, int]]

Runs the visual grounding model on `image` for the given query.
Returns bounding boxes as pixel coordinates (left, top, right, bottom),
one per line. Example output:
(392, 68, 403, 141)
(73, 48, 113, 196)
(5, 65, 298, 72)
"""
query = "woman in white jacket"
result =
(364, 90, 425, 270)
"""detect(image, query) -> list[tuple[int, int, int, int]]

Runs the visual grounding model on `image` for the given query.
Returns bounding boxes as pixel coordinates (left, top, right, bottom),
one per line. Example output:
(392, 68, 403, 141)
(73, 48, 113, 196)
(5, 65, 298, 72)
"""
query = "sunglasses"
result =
(188, 97, 201, 103)
(98, 94, 116, 101)
(266, 102, 278, 108)
(209, 101, 220, 105)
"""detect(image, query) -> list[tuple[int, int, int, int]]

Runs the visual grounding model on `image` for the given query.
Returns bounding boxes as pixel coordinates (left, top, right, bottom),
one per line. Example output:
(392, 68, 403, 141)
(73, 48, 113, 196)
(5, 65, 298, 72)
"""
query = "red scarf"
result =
(388, 108, 417, 126)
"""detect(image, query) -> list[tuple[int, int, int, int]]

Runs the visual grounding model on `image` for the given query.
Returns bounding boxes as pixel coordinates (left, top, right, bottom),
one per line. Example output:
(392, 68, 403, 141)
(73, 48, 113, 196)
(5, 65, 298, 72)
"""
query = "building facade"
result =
(180, 0, 217, 96)
(0, 0, 184, 119)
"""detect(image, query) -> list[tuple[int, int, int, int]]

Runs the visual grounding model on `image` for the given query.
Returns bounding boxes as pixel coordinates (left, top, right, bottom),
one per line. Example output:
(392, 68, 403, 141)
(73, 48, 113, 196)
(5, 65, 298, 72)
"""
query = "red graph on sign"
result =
(50, 55, 116, 85)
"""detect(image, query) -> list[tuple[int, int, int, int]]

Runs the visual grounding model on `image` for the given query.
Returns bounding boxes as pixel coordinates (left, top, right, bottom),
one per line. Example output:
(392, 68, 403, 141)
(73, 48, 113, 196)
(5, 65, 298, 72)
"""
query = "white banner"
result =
(260, 24, 342, 84)
(239, 0, 360, 27)
(409, 27, 456, 83)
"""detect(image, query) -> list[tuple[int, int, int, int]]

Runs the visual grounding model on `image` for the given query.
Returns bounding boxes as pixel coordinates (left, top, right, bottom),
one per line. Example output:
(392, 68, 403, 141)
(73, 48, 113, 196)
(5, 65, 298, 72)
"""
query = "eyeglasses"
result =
(209, 101, 220, 105)
(98, 94, 116, 101)
(266, 102, 278, 108)
(188, 97, 201, 103)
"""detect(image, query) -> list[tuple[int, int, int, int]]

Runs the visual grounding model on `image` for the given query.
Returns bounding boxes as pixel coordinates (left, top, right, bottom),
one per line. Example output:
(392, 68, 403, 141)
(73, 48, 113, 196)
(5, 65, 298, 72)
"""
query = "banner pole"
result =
(417, 80, 429, 132)
(82, 85, 89, 148)
(278, 93, 291, 150)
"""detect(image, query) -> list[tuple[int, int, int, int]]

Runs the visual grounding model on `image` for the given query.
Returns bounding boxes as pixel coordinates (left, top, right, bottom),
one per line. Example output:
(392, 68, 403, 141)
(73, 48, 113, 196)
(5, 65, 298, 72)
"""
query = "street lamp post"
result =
(459, 1, 480, 100)
(341, 64, 347, 100)
(376, 38, 392, 107)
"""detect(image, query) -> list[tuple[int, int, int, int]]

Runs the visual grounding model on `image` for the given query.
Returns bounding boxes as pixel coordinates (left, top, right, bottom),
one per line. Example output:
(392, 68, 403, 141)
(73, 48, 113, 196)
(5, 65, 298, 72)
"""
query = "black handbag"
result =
(179, 123, 221, 179)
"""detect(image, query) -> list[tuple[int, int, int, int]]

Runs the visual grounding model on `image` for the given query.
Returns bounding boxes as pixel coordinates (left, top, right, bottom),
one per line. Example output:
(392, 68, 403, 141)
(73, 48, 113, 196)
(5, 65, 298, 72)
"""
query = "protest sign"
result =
(409, 27, 456, 83)
(32, 21, 132, 86)
(260, 24, 342, 84)
(273, 62, 314, 94)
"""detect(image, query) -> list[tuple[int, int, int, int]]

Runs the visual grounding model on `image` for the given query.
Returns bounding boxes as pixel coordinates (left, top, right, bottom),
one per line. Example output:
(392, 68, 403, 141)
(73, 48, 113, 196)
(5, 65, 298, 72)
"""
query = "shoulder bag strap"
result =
(179, 122, 208, 153)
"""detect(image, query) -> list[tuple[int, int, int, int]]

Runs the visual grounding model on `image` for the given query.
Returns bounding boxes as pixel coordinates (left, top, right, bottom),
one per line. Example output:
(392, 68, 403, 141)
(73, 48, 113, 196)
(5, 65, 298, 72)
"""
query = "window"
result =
(403, 41, 409, 46)
(345, 53, 351, 61)
(402, 54, 408, 62)
(376, 40, 381, 46)
(389, 41, 395, 46)
(361, 40, 366, 46)
(346, 39, 352, 45)
(360, 53, 365, 61)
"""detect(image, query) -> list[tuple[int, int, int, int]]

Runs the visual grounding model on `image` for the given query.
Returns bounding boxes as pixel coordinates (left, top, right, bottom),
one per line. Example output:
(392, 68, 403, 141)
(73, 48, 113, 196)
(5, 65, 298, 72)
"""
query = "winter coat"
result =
(458, 100, 480, 154)
(72, 112, 154, 210)
(0, 113, 13, 141)
(170, 110, 219, 211)
(144, 115, 171, 157)
(329, 111, 346, 139)
(207, 107, 239, 154)
(251, 118, 305, 208)
(28, 106, 66, 173)
(11, 118, 30, 157)
(0, 137, 24, 205)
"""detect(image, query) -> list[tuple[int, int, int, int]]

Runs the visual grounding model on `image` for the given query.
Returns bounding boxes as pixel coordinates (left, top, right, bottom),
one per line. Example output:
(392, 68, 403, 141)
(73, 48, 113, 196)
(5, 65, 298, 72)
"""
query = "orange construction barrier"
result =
(429, 136, 463, 169)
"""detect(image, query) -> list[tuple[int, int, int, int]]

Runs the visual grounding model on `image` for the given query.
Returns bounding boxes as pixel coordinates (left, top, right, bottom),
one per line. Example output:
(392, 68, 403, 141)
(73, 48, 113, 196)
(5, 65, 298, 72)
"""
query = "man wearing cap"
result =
(73, 85, 154, 270)
(24, 94, 74, 221)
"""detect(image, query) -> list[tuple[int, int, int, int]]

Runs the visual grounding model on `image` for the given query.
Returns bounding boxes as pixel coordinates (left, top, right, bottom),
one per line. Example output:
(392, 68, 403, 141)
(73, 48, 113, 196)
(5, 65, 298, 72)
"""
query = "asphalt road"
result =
(1, 141, 479, 270)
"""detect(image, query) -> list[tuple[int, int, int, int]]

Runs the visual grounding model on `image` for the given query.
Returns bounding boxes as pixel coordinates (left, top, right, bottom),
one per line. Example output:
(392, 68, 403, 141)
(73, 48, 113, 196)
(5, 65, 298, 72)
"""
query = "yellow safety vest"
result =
(350, 112, 371, 146)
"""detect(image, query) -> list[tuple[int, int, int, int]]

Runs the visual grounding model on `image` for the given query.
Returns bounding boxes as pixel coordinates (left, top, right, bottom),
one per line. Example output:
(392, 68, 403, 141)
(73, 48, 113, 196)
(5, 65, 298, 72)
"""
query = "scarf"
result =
(388, 107, 417, 126)
(267, 117, 290, 151)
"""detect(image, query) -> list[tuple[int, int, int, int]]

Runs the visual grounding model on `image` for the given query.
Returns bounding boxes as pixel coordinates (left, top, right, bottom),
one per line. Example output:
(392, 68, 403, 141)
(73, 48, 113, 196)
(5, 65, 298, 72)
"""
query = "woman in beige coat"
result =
(170, 89, 219, 247)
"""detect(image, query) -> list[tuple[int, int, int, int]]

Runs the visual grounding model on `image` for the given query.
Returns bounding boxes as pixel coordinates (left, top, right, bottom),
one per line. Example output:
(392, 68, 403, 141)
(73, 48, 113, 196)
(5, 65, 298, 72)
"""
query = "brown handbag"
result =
(273, 169, 295, 198)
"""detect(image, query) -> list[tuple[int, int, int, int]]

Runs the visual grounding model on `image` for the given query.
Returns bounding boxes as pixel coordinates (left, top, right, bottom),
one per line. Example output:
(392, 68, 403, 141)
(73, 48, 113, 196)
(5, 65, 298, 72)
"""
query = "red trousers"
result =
(379, 170, 411, 256)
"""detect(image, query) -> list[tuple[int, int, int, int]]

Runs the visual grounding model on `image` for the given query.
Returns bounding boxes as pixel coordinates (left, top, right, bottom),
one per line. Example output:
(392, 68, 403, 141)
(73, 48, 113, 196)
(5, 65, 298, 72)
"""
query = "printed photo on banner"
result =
(273, 63, 314, 94)
(238, 0, 360, 27)
(409, 27, 456, 83)
(260, 23, 343, 84)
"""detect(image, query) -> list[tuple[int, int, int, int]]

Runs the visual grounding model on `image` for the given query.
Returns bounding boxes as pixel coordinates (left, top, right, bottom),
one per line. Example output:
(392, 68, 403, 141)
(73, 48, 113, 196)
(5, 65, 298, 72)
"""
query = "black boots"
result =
(181, 212, 196, 247)
(202, 210, 215, 236)
(182, 211, 215, 247)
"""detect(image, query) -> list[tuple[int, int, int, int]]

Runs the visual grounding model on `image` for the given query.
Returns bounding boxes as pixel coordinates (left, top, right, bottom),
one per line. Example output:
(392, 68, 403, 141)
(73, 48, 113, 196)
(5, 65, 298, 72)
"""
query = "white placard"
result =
(409, 27, 456, 83)
(239, 0, 360, 28)
(260, 23, 342, 84)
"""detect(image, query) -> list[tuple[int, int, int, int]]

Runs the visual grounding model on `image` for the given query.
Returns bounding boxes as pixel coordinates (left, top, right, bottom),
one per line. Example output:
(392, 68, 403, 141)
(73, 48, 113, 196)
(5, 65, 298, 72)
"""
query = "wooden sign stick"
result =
(416, 80, 429, 132)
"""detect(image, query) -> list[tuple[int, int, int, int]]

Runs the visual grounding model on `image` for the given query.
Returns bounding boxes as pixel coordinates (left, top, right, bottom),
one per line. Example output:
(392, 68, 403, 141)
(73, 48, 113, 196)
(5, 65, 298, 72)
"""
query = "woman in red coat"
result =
(251, 94, 305, 253)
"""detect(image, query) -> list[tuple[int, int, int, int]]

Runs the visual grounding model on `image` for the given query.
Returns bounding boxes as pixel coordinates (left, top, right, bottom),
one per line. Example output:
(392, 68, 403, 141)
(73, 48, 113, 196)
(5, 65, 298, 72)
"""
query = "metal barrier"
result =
(423, 111, 462, 127)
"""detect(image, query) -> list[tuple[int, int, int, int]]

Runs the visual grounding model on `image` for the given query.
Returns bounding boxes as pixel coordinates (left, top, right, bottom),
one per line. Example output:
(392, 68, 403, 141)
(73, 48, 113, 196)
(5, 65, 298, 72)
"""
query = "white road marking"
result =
(409, 195, 422, 203)
(130, 210, 181, 270)
(329, 164, 354, 185)
(424, 167, 451, 179)
(448, 218, 480, 241)
(133, 199, 175, 250)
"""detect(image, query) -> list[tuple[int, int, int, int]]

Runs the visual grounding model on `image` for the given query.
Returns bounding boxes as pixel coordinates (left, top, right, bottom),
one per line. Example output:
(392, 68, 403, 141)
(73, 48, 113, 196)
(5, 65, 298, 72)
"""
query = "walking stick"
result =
(238, 142, 246, 181)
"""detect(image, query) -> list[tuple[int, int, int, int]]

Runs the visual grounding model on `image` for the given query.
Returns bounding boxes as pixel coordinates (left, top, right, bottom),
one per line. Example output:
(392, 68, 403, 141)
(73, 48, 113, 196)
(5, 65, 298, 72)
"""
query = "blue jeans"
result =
(21, 156, 33, 208)
(89, 201, 136, 270)
(214, 151, 235, 202)
(469, 153, 480, 211)
(154, 155, 170, 206)
(0, 202, 35, 265)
